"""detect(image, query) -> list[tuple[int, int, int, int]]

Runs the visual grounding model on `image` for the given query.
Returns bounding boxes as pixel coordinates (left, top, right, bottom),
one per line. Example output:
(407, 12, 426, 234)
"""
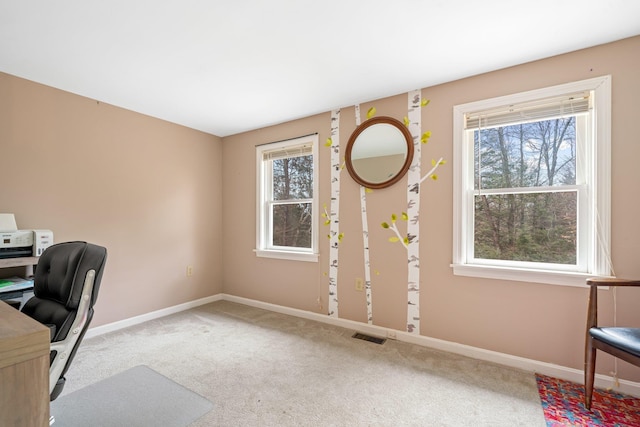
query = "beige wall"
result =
(222, 36, 640, 380)
(0, 73, 224, 326)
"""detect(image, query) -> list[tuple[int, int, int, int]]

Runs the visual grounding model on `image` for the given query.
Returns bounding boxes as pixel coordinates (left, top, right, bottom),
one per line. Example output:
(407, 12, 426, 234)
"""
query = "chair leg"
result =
(585, 338, 596, 410)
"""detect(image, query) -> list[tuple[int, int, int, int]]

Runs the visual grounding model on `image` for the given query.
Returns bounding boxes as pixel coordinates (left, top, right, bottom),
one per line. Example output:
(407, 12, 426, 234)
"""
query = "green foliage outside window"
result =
(271, 155, 313, 248)
(473, 117, 578, 264)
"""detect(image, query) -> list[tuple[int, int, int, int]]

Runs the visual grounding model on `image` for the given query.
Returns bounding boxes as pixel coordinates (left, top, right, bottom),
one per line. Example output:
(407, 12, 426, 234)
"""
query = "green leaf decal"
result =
(421, 131, 432, 144)
(367, 107, 377, 119)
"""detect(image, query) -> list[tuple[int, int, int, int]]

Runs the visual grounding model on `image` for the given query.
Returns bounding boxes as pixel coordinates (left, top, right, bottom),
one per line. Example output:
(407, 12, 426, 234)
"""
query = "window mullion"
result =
(271, 198, 313, 205)
(465, 130, 476, 263)
(474, 185, 584, 196)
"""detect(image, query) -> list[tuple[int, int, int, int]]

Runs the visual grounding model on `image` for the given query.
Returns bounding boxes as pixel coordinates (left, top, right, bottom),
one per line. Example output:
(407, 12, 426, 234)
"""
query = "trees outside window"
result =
(270, 154, 313, 248)
(453, 76, 611, 286)
(256, 134, 319, 262)
(473, 117, 578, 264)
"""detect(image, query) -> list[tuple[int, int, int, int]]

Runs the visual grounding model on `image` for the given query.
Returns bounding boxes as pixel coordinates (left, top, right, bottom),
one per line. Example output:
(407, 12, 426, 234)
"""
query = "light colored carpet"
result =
(50, 365, 213, 426)
(59, 300, 546, 426)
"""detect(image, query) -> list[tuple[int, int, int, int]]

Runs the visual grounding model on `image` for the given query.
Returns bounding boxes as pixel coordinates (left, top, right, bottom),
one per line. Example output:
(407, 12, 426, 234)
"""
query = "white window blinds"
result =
(464, 91, 591, 130)
(262, 143, 313, 161)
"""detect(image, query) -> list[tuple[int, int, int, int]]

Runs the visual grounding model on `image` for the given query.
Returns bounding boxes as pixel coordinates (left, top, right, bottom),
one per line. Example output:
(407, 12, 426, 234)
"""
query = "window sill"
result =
(255, 249, 319, 263)
(451, 263, 613, 287)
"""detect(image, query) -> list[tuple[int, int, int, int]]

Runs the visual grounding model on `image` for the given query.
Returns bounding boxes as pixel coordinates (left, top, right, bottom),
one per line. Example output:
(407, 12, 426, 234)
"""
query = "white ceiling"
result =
(1, 1, 639, 137)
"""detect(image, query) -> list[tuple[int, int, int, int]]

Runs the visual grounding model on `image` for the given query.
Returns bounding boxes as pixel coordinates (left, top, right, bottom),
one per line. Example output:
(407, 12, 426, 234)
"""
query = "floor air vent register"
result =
(352, 332, 387, 345)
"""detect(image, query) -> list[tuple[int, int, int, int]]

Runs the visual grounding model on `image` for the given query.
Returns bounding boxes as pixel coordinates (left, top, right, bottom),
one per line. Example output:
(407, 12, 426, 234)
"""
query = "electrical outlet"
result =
(186, 265, 193, 277)
(355, 278, 364, 291)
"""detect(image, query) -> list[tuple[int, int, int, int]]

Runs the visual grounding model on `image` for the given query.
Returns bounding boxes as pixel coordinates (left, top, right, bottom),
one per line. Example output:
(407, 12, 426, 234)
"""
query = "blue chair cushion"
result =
(590, 327, 640, 358)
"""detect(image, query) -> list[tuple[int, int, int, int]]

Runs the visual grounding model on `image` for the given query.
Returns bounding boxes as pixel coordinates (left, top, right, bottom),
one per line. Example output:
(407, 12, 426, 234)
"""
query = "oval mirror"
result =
(345, 116, 414, 189)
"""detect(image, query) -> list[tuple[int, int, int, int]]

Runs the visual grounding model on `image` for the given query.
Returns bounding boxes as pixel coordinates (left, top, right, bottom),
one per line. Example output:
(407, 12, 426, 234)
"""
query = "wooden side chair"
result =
(584, 277, 640, 410)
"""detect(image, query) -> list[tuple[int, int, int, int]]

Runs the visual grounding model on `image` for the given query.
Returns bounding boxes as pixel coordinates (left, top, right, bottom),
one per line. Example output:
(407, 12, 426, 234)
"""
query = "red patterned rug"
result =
(536, 374, 640, 426)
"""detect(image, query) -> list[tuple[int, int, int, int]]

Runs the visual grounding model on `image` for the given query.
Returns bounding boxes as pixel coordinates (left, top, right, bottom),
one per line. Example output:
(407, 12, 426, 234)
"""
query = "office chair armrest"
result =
(586, 278, 640, 287)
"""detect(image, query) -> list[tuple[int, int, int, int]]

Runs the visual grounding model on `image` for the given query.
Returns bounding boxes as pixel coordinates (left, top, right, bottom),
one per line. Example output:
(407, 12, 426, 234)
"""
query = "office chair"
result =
(584, 277, 640, 410)
(20, 241, 107, 401)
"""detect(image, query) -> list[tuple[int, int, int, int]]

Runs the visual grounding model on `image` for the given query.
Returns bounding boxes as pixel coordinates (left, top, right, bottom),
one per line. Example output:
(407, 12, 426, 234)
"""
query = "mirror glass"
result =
(345, 116, 414, 189)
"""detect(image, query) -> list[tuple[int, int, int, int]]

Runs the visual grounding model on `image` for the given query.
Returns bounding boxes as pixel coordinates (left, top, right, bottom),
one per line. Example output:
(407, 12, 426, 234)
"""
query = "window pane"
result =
(474, 192, 576, 264)
(474, 118, 576, 190)
(272, 202, 312, 248)
(272, 155, 313, 200)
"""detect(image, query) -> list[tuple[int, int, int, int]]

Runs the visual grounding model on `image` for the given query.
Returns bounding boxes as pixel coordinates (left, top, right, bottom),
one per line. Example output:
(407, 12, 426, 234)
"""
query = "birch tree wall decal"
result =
(327, 109, 341, 317)
(381, 213, 410, 248)
(355, 104, 374, 324)
(377, 92, 445, 334)
(360, 186, 374, 324)
(406, 90, 422, 334)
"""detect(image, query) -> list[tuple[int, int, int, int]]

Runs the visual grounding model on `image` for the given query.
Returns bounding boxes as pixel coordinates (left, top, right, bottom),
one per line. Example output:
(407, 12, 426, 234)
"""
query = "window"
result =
(256, 134, 319, 262)
(452, 76, 612, 286)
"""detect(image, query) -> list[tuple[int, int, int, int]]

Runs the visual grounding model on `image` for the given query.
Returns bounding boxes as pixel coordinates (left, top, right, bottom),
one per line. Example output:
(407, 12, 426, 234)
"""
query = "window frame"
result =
(255, 134, 319, 262)
(452, 76, 612, 287)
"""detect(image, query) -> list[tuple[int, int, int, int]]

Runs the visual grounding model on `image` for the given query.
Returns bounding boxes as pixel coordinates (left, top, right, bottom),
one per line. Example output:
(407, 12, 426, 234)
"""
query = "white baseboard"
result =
(86, 292, 640, 397)
(84, 294, 223, 339)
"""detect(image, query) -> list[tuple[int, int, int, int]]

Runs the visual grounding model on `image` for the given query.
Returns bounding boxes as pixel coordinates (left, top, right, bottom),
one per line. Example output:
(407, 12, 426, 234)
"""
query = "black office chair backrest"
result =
(20, 241, 107, 400)
(22, 241, 107, 340)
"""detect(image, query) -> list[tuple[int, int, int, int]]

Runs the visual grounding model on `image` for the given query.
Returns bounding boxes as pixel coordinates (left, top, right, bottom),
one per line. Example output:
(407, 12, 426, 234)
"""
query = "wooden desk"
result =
(0, 301, 50, 426)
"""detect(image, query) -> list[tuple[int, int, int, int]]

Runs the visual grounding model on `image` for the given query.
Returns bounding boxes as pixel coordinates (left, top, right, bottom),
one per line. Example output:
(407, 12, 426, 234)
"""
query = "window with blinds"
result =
(452, 76, 612, 286)
(256, 134, 319, 261)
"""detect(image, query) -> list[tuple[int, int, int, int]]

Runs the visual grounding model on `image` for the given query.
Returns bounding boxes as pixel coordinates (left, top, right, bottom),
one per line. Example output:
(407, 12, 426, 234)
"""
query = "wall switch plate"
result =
(355, 278, 364, 291)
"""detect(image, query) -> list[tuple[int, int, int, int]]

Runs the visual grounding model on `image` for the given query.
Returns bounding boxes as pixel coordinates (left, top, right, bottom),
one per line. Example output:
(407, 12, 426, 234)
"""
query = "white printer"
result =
(0, 214, 53, 258)
(32, 229, 54, 256)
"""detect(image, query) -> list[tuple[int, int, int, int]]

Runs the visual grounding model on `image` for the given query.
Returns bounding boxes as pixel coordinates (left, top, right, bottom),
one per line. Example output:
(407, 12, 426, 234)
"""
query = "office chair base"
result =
(50, 377, 65, 401)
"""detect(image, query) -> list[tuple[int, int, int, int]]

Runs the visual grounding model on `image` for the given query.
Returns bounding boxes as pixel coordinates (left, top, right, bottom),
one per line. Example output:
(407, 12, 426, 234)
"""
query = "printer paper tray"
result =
(0, 248, 33, 259)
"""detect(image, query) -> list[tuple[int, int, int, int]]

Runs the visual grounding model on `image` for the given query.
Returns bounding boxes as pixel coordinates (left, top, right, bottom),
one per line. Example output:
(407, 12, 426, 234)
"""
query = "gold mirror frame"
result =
(345, 116, 414, 189)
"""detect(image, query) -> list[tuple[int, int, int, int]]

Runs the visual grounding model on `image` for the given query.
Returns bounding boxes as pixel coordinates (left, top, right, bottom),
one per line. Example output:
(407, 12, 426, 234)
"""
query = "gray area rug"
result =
(50, 365, 213, 427)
